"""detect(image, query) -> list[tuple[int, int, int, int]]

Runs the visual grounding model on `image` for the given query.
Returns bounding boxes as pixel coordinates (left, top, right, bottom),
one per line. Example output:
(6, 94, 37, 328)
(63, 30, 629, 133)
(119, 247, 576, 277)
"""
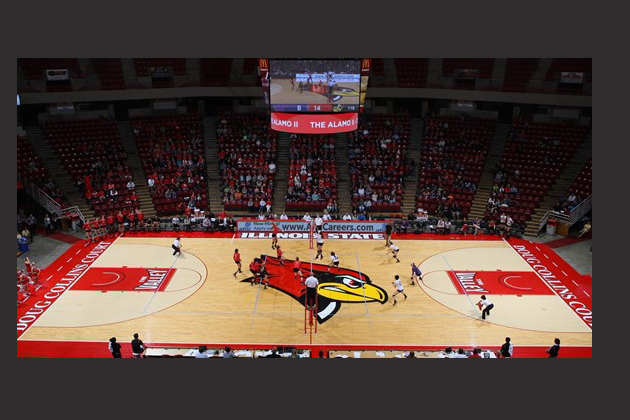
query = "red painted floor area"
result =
(45, 232, 83, 244)
(16, 340, 592, 358)
(544, 233, 591, 249)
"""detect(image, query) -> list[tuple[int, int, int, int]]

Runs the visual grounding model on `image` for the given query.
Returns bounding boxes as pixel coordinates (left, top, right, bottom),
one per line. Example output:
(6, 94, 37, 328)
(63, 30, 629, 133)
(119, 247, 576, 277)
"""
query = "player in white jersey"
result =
(327, 252, 339, 273)
(386, 242, 400, 263)
(505, 216, 514, 239)
(391, 275, 407, 306)
(315, 232, 324, 260)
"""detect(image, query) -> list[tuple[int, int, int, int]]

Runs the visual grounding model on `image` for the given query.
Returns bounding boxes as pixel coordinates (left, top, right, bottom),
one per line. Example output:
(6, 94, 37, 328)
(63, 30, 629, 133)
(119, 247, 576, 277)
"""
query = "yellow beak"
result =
(317, 282, 387, 303)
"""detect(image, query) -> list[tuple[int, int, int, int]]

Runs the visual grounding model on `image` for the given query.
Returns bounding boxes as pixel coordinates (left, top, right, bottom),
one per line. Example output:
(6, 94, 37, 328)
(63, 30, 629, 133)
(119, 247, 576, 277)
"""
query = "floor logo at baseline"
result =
(71, 267, 176, 292)
(447, 271, 554, 296)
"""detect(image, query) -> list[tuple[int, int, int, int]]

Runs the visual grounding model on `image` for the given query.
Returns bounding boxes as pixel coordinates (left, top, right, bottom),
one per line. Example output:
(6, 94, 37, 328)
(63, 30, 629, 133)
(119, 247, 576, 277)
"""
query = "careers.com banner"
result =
(238, 220, 388, 233)
(270, 112, 358, 134)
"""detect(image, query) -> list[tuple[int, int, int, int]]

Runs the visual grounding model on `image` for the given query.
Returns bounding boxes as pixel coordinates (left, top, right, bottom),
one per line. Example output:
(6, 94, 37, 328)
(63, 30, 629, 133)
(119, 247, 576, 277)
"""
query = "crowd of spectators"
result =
(17, 136, 66, 206)
(216, 113, 278, 212)
(285, 134, 338, 212)
(416, 115, 495, 220)
(347, 112, 411, 214)
(553, 159, 592, 215)
(131, 113, 208, 216)
(482, 118, 588, 225)
(45, 118, 136, 216)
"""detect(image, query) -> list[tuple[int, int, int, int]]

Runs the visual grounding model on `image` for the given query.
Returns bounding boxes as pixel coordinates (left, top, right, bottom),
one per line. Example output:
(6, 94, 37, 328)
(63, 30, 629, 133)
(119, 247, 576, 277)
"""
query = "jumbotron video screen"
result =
(269, 59, 361, 113)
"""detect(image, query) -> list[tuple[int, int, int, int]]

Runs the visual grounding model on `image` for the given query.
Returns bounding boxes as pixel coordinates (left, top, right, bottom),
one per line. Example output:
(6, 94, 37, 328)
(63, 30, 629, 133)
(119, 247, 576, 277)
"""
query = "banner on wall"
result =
(238, 219, 388, 233)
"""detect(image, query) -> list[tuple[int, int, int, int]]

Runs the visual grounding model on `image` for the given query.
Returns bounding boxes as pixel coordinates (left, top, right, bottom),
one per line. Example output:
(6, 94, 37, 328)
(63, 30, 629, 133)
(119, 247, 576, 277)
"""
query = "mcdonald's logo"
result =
(362, 58, 371, 69)
(258, 58, 268, 69)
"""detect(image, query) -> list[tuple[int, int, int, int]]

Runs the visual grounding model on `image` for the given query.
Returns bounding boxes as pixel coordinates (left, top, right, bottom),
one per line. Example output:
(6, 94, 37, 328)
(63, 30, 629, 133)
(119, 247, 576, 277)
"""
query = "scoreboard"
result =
(271, 104, 360, 113)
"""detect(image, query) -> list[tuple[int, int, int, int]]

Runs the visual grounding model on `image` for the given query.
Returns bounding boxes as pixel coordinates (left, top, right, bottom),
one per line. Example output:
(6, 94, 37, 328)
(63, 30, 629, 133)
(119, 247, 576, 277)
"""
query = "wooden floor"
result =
(19, 236, 593, 348)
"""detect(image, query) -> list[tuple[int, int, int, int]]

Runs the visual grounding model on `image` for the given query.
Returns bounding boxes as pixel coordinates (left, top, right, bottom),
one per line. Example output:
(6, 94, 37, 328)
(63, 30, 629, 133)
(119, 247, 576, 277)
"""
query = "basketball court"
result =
(17, 231, 593, 356)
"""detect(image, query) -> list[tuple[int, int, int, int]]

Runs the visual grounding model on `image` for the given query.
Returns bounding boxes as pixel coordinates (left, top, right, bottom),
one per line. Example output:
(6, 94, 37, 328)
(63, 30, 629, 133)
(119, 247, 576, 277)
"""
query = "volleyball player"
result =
(315, 231, 324, 260)
(410, 262, 422, 286)
(276, 245, 285, 266)
(249, 258, 261, 286)
(233, 248, 243, 277)
(460, 219, 468, 236)
(499, 213, 507, 237)
(327, 252, 339, 273)
(116, 210, 125, 234)
(505, 215, 514, 239)
(385, 223, 393, 247)
(106, 212, 115, 237)
(136, 209, 145, 232)
(99, 215, 107, 239)
(172, 237, 182, 256)
(83, 219, 92, 246)
(314, 214, 323, 233)
(293, 257, 303, 281)
(259, 260, 270, 289)
(391, 275, 407, 306)
(271, 221, 284, 250)
(128, 211, 136, 233)
(386, 242, 400, 263)
(477, 295, 494, 320)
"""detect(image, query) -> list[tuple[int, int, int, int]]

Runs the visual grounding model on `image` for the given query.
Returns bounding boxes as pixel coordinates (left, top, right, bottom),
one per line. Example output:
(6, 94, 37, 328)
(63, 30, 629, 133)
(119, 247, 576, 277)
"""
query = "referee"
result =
(172, 237, 182, 256)
(304, 272, 319, 310)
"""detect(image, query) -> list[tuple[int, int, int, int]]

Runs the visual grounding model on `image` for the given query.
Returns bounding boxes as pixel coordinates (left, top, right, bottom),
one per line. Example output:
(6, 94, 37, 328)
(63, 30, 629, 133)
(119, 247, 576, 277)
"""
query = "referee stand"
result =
(304, 298, 318, 343)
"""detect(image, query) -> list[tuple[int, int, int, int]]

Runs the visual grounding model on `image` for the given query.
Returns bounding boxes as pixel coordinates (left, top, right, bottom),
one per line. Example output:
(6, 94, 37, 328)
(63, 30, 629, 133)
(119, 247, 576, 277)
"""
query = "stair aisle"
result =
(401, 118, 424, 215)
(117, 121, 156, 218)
(26, 126, 95, 221)
(467, 123, 512, 221)
(203, 116, 224, 214)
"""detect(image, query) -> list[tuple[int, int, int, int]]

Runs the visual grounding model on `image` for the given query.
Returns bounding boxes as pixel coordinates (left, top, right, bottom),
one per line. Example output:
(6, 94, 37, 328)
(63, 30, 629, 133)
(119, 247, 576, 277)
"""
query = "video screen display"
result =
(269, 59, 361, 113)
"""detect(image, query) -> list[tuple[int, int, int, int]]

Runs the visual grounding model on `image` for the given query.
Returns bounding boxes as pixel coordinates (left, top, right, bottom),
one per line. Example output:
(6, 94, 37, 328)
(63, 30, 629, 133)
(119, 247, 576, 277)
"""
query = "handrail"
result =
(539, 194, 592, 232)
(23, 180, 85, 224)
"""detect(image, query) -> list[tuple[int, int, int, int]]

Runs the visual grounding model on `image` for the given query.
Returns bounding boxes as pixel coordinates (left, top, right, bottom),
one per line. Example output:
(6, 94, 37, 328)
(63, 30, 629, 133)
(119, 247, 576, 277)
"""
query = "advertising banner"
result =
(270, 112, 358, 134)
(238, 219, 388, 233)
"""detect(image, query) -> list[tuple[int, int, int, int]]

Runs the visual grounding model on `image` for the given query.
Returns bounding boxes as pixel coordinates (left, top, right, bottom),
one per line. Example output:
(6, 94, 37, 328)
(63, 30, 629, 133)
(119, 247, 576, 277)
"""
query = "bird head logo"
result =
(241, 256, 388, 323)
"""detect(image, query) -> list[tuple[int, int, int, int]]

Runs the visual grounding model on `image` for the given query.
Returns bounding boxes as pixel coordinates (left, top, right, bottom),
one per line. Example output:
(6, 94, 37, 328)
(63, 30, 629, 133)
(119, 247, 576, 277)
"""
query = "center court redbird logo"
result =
(241, 256, 388, 323)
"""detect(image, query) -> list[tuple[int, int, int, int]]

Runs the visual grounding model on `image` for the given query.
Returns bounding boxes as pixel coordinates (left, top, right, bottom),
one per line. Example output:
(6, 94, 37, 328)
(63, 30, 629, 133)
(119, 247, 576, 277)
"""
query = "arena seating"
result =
(348, 112, 411, 213)
(131, 114, 207, 216)
(200, 58, 233, 86)
(44, 119, 137, 216)
(285, 134, 338, 212)
(416, 116, 496, 219)
(371, 58, 384, 76)
(90, 58, 125, 90)
(17, 136, 65, 206)
(394, 58, 428, 87)
(552, 159, 592, 215)
(484, 119, 589, 224)
(502, 58, 539, 92)
(215, 113, 277, 212)
(568, 159, 592, 199)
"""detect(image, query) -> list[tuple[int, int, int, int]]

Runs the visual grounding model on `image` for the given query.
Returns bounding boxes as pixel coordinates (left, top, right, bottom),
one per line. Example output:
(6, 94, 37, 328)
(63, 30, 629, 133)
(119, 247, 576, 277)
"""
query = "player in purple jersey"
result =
(410, 262, 422, 286)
